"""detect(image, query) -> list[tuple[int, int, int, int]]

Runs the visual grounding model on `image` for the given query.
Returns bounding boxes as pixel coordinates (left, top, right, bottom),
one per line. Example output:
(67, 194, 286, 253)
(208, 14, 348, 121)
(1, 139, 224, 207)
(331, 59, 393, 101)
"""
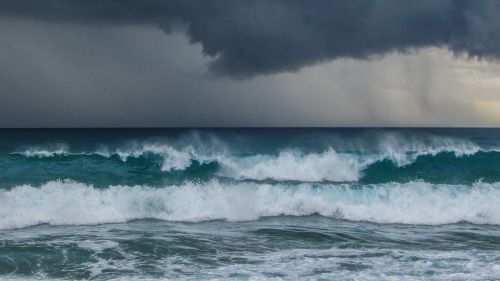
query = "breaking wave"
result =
(10, 136, 490, 183)
(2, 180, 500, 230)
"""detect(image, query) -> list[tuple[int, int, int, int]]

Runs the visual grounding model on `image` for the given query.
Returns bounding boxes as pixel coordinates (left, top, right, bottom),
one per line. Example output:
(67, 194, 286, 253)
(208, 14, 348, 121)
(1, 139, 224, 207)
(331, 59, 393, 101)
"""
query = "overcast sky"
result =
(1, 0, 500, 127)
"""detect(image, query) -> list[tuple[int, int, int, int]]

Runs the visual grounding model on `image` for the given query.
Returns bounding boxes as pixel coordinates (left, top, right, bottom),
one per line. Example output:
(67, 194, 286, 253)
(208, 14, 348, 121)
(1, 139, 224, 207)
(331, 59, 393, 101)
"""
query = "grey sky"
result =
(1, 1, 500, 127)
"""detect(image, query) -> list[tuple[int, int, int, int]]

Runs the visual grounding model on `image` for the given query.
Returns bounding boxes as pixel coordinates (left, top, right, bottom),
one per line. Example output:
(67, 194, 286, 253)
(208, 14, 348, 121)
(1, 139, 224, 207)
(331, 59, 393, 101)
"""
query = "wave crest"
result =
(9, 134, 491, 182)
(2, 180, 500, 229)
(218, 149, 365, 182)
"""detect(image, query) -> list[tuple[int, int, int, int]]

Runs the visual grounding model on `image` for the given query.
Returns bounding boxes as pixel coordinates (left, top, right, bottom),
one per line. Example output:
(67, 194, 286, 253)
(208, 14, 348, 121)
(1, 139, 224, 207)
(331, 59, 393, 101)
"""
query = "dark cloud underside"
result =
(1, 0, 500, 77)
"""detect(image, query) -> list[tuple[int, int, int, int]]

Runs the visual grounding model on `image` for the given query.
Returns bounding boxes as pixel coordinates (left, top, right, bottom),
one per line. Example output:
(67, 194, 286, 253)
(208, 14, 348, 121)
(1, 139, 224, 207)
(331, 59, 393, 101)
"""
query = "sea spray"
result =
(3, 128, 500, 280)
(2, 180, 500, 229)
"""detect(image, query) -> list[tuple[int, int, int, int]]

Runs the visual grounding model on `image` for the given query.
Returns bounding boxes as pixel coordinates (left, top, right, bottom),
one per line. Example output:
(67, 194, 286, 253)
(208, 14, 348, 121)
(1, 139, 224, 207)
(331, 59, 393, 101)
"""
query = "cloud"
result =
(1, 17, 498, 127)
(1, 0, 500, 77)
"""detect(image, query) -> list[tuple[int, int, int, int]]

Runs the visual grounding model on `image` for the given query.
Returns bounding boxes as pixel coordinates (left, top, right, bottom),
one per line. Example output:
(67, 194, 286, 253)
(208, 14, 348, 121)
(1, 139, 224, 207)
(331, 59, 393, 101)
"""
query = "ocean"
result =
(1, 128, 500, 280)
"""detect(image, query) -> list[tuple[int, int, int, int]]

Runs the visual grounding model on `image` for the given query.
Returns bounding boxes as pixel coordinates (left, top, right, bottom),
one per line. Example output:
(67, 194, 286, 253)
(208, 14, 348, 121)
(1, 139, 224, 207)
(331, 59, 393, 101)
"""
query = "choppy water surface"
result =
(1, 128, 500, 280)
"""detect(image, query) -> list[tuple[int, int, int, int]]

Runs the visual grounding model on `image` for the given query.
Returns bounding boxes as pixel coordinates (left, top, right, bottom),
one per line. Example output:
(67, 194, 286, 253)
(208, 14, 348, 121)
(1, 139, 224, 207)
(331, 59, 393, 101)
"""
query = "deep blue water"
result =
(1, 128, 500, 280)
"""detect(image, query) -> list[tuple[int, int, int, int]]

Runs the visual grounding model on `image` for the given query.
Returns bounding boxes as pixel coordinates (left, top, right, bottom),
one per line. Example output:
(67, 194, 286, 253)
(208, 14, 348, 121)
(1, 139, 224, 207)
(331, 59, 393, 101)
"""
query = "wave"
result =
(11, 144, 218, 172)
(217, 149, 366, 182)
(9, 140, 493, 183)
(14, 143, 73, 158)
(1, 180, 500, 229)
(372, 132, 482, 165)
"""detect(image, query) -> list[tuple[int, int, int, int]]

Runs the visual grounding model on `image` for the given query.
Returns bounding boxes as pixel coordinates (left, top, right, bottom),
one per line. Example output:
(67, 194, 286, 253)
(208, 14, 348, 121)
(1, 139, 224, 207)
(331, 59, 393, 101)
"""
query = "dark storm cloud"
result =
(1, 0, 500, 77)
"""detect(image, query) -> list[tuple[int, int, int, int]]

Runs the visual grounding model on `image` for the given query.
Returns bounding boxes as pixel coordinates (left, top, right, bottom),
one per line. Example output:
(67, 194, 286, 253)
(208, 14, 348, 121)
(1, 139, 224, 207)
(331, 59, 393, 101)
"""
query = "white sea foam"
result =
(1, 180, 500, 230)
(217, 149, 366, 182)
(113, 144, 214, 172)
(376, 133, 481, 166)
(12, 144, 219, 172)
(16, 143, 71, 158)
(11, 134, 491, 183)
(215, 134, 484, 181)
(201, 248, 500, 281)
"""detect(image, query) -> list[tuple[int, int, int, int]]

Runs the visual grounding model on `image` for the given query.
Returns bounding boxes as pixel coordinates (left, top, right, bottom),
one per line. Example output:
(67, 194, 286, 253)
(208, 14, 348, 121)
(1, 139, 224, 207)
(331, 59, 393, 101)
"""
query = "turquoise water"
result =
(1, 128, 500, 280)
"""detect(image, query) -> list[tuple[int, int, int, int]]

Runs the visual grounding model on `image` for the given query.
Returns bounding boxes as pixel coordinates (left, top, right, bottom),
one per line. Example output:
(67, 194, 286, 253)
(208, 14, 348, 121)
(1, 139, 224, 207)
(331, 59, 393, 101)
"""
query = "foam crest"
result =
(2, 180, 500, 229)
(214, 136, 484, 181)
(9, 132, 492, 182)
(114, 144, 210, 172)
(14, 144, 71, 158)
(218, 149, 366, 182)
(13, 144, 218, 172)
(376, 133, 481, 166)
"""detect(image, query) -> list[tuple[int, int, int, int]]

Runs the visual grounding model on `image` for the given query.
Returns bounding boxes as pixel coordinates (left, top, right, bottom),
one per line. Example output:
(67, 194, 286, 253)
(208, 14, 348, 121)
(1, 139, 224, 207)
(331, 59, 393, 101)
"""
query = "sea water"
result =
(1, 128, 500, 280)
